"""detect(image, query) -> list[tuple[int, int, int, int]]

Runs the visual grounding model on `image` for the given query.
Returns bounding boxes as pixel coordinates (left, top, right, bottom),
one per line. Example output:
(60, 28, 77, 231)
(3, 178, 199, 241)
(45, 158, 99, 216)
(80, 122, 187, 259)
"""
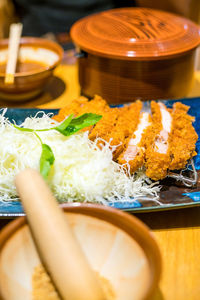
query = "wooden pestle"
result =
(15, 169, 106, 300)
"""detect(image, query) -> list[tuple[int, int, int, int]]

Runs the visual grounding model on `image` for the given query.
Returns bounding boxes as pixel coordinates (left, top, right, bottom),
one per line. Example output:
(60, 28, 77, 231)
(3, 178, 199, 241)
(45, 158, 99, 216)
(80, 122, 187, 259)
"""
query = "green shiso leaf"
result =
(13, 112, 102, 178)
(55, 113, 102, 136)
(54, 114, 74, 132)
(40, 143, 55, 179)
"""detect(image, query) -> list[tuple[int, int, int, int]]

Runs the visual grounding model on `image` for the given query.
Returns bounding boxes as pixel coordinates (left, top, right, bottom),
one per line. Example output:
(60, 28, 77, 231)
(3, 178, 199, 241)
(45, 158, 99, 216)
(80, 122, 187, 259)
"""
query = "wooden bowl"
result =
(0, 203, 161, 300)
(70, 7, 200, 104)
(0, 37, 63, 102)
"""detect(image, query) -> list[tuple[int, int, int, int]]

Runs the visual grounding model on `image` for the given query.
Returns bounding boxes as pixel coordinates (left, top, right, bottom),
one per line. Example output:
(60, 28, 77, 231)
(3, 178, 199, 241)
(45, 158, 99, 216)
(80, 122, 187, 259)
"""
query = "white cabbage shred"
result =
(0, 110, 159, 203)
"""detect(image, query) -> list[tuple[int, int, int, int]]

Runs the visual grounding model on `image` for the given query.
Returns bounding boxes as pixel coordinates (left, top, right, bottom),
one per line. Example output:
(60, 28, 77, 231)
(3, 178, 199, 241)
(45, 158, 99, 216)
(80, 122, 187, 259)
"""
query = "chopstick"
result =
(4, 23, 23, 85)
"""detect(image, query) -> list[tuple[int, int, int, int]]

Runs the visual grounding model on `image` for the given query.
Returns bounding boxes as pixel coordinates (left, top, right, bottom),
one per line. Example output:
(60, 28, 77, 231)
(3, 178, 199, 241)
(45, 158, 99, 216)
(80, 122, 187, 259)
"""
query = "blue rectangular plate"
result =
(1, 99, 200, 217)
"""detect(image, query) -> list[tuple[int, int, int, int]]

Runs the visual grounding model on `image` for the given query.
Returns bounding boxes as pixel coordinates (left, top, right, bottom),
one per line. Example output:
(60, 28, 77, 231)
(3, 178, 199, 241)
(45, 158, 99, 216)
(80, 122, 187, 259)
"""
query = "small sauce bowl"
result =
(0, 37, 63, 102)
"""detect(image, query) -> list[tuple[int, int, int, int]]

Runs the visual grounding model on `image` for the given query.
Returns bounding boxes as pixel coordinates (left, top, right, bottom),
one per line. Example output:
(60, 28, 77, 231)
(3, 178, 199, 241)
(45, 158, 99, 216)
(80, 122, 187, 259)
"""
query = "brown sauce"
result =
(0, 60, 47, 74)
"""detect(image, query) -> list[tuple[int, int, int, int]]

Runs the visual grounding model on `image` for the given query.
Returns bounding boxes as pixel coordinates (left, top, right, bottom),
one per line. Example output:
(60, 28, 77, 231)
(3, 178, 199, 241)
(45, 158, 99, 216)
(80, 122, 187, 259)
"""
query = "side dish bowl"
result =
(0, 203, 161, 300)
(0, 37, 63, 102)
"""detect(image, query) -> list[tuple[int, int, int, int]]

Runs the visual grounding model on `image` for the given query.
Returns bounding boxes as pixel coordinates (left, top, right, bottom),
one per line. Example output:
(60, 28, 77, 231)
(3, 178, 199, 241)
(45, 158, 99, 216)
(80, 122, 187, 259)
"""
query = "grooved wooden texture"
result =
(71, 7, 200, 60)
(71, 7, 200, 103)
(78, 50, 196, 103)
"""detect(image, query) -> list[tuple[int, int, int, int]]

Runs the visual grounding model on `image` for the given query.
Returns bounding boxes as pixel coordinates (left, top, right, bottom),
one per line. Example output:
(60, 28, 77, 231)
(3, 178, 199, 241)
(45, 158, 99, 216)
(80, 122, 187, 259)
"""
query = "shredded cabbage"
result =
(0, 110, 159, 203)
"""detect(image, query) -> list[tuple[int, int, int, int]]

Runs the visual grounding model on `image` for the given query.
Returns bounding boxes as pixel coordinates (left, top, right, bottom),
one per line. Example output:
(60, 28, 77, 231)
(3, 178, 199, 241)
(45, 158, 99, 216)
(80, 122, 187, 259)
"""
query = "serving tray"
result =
(1, 98, 200, 217)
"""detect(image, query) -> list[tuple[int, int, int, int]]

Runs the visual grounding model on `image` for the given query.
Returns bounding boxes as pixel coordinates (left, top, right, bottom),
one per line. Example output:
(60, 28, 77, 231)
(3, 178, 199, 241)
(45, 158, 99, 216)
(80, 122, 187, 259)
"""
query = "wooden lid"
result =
(70, 7, 200, 60)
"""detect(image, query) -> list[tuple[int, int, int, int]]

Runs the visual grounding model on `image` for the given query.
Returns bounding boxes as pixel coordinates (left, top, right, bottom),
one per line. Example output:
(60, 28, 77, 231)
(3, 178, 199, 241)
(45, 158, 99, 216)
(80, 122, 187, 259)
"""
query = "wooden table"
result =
(1, 59, 200, 300)
(139, 207, 200, 300)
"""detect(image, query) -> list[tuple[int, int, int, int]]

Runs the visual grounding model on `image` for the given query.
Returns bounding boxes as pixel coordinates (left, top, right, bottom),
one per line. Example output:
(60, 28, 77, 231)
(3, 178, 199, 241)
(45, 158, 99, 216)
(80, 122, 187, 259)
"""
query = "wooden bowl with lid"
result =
(71, 7, 200, 104)
(0, 203, 161, 300)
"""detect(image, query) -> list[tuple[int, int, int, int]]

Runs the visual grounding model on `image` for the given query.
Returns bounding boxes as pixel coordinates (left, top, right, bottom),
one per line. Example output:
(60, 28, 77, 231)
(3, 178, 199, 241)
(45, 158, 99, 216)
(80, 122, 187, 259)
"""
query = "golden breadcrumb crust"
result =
(118, 146, 145, 173)
(75, 95, 109, 115)
(169, 102, 198, 170)
(52, 96, 88, 122)
(105, 101, 142, 158)
(89, 107, 119, 140)
(145, 102, 198, 180)
(145, 150, 171, 181)
(53, 95, 109, 133)
(144, 102, 171, 181)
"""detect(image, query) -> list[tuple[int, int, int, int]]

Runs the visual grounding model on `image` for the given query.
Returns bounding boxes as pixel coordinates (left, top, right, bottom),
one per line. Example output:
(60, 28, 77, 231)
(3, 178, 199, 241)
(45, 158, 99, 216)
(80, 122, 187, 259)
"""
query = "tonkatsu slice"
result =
(103, 101, 142, 158)
(169, 102, 198, 170)
(145, 102, 172, 181)
(118, 112, 151, 173)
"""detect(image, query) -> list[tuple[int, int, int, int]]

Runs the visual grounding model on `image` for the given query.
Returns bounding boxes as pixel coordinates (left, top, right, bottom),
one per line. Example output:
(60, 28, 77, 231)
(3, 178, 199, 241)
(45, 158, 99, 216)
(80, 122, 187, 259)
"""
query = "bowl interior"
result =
(0, 206, 160, 300)
(0, 37, 63, 77)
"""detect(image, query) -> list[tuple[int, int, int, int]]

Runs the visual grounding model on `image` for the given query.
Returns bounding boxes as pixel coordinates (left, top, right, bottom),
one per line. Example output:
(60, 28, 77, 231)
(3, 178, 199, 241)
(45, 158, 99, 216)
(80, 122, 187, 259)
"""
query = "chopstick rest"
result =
(15, 169, 105, 300)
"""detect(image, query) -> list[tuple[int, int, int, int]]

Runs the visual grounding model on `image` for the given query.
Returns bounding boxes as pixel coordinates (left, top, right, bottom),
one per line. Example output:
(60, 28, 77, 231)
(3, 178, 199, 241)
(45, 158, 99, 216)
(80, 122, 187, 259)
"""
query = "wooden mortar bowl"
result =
(0, 203, 161, 300)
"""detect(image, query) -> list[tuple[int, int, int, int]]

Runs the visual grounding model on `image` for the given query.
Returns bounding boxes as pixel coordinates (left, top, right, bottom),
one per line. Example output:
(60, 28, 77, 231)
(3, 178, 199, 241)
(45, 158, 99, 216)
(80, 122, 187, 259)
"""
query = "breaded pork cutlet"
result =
(89, 107, 120, 141)
(169, 102, 198, 170)
(145, 102, 172, 181)
(53, 97, 198, 182)
(53, 96, 88, 122)
(103, 101, 143, 158)
(118, 112, 151, 173)
(53, 95, 109, 132)
(76, 95, 109, 116)
(73, 95, 110, 132)
(53, 95, 109, 121)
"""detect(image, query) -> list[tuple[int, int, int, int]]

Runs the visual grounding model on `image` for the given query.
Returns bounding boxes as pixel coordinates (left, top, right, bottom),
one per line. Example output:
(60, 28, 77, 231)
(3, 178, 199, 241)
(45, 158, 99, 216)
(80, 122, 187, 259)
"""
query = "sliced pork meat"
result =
(104, 101, 142, 158)
(145, 101, 172, 180)
(118, 112, 151, 173)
